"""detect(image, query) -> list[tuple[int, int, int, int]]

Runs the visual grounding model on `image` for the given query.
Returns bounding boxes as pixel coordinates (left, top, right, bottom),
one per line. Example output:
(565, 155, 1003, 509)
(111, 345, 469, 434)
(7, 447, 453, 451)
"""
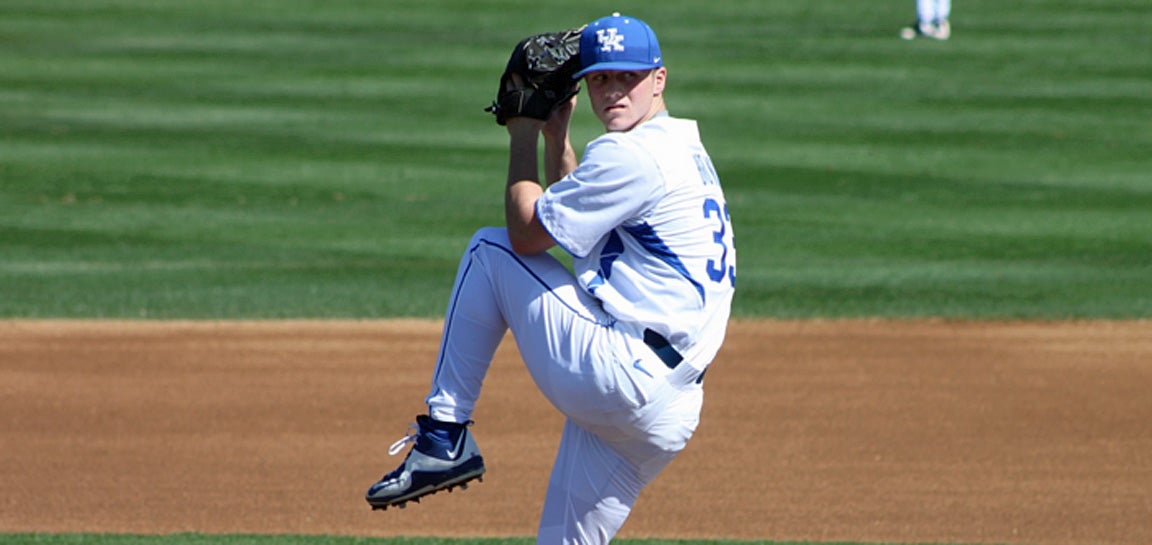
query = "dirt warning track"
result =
(1, 319, 1149, 544)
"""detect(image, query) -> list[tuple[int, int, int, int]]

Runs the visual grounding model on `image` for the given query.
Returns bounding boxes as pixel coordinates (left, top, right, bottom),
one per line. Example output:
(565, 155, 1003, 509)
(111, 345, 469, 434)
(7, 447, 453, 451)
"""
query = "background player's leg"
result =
(917, 0, 938, 23)
(935, 0, 951, 37)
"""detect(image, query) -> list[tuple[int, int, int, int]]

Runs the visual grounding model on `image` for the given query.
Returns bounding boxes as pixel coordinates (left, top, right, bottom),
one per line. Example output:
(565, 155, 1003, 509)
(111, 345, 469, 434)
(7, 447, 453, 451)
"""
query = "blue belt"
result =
(643, 329, 705, 384)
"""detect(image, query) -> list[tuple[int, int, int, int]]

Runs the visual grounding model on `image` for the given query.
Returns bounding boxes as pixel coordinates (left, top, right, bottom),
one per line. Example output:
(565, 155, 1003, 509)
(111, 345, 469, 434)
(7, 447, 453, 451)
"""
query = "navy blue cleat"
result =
(366, 415, 485, 510)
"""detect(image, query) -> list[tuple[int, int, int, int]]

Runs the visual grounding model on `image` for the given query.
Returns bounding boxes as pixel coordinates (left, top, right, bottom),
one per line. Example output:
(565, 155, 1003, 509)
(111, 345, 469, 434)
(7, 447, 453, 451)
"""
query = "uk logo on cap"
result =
(596, 28, 626, 52)
(572, 13, 663, 79)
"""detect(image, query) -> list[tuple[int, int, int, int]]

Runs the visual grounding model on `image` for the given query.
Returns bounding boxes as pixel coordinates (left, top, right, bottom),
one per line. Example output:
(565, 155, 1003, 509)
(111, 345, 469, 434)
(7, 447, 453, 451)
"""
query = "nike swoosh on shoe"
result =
(445, 431, 467, 460)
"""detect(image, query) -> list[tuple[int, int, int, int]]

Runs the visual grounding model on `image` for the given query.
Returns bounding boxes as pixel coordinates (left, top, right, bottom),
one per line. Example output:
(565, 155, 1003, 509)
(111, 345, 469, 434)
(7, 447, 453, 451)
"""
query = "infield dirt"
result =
(2, 320, 1150, 544)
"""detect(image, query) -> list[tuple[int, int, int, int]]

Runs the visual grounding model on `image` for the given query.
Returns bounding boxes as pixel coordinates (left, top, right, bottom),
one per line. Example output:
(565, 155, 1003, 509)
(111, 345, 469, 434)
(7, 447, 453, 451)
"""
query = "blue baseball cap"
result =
(572, 13, 662, 79)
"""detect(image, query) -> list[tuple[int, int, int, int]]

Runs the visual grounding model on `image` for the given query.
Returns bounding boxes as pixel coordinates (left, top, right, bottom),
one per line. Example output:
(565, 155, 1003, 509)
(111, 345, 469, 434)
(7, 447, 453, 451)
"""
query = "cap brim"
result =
(572, 61, 661, 79)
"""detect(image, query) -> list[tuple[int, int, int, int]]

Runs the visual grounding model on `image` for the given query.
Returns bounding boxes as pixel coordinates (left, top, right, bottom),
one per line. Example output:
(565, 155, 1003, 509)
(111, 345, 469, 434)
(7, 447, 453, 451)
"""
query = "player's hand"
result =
(543, 95, 576, 142)
(506, 116, 545, 136)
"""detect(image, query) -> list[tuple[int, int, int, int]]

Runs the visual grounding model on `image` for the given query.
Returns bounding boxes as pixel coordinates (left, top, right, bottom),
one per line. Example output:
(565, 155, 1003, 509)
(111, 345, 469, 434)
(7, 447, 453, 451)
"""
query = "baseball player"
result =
(901, 0, 952, 40)
(366, 13, 735, 543)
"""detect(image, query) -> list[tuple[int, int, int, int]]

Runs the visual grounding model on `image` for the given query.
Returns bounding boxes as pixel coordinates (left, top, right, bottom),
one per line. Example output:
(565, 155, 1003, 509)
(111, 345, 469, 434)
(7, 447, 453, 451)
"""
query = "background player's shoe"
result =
(929, 19, 951, 40)
(901, 20, 949, 41)
(365, 415, 485, 510)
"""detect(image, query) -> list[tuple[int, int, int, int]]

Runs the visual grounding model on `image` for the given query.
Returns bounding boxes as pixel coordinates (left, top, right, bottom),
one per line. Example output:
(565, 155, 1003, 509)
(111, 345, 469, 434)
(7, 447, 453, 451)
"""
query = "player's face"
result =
(584, 68, 667, 132)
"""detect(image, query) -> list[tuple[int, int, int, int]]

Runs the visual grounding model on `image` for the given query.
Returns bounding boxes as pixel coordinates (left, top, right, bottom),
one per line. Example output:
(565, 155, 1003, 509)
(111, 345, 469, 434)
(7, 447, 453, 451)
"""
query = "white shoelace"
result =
(387, 422, 418, 456)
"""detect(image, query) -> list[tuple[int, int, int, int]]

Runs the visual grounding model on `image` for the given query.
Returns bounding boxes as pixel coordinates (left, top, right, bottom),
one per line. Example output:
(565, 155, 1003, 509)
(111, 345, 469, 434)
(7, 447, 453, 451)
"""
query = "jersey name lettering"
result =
(694, 153, 720, 186)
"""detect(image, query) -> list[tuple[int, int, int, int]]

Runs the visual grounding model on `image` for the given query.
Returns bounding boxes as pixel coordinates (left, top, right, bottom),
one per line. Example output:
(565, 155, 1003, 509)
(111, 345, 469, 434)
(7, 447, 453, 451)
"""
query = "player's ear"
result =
(652, 67, 667, 95)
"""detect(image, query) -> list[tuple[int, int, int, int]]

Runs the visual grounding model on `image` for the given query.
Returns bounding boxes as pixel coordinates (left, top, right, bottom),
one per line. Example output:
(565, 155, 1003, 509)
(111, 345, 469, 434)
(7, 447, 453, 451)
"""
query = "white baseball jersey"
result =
(537, 113, 736, 371)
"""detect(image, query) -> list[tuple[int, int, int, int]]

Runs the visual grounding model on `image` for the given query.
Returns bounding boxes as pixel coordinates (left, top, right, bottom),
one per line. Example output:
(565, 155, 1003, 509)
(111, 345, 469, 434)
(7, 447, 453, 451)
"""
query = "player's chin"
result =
(599, 109, 637, 132)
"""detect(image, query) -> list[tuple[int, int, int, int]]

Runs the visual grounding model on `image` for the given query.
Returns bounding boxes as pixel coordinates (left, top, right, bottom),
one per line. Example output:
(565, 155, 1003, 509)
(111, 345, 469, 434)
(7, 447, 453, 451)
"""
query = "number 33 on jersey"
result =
(697, 153, 736, 288)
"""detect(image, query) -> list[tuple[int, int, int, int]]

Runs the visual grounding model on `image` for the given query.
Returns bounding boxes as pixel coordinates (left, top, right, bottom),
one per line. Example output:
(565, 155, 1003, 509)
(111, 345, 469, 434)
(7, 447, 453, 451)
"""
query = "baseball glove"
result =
(485, 26, 585, 126)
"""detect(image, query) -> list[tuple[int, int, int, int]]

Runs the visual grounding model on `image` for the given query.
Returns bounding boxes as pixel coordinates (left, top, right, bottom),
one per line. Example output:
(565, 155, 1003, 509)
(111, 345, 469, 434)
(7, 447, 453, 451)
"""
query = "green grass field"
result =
(3, 0, 1148, 320)
(1, 0, 1149, 544)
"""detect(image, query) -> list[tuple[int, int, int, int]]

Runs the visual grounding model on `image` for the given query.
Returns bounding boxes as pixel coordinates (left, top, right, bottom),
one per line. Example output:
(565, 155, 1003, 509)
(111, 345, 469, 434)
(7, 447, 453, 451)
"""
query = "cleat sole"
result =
(366, 466, 485, 511)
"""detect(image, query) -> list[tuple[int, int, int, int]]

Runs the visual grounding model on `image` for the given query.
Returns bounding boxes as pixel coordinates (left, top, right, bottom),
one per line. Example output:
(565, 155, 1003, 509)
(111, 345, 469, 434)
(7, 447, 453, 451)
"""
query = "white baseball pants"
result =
(425, 227, 704, 544)
(917, 0, 952, 22)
